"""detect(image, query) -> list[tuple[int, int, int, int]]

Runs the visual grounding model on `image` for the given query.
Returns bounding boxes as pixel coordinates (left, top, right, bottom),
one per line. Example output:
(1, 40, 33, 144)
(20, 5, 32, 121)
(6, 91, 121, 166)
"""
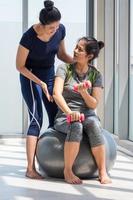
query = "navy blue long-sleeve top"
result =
(19, 24, 66, 70)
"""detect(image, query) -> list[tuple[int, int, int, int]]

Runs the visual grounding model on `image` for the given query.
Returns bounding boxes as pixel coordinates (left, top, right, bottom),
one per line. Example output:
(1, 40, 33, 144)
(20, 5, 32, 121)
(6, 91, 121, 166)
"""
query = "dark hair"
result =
(78, 37, 104, 61)
(39, 0, 61, 25)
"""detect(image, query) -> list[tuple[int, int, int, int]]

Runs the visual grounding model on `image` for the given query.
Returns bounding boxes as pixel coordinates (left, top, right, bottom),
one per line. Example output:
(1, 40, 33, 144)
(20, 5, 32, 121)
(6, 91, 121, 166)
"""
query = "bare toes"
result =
(64, 171, 82, 184)
(26, 170, 44, 180)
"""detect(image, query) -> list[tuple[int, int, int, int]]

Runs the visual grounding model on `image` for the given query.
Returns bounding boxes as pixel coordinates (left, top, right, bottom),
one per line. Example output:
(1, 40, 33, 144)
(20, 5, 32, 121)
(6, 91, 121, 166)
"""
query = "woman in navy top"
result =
(16, 0, 73, 179)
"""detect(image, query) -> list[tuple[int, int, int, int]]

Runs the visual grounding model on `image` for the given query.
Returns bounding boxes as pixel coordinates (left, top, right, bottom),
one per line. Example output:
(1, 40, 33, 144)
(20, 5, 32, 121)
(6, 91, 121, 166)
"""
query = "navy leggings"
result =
(20, 67, 58, 137)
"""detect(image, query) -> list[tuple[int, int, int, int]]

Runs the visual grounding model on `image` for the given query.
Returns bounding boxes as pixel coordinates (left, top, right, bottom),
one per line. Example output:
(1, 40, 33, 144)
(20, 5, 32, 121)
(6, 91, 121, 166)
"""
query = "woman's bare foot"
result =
(26, 169, 44, 179)
(64, 169, 82, 184)
(99, 171, 112, 184)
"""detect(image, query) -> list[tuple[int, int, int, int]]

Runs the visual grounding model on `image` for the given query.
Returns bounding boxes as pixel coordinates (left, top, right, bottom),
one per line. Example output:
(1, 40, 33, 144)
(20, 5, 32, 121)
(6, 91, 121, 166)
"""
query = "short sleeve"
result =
(55, 64, 67, 80)
(93, 72, 104, 88)
(19, 32, 32, 50)
(60, 24, 66, 40)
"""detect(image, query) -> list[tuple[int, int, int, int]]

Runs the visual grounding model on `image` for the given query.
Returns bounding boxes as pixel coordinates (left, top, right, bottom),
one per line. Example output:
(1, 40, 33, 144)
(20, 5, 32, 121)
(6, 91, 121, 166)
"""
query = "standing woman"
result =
(16, 0, 73, 179)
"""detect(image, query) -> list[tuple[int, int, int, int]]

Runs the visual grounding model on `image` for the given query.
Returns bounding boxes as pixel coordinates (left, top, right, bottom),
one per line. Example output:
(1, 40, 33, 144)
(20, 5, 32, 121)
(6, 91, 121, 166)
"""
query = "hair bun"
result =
(98, 41, 104, 49)
(44, 0, 54, 11)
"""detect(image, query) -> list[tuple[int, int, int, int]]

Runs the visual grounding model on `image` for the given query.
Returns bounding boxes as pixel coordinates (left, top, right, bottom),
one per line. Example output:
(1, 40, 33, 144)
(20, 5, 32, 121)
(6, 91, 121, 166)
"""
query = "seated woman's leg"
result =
(83, 116, 112, 184)
(54, 120, 83, 184)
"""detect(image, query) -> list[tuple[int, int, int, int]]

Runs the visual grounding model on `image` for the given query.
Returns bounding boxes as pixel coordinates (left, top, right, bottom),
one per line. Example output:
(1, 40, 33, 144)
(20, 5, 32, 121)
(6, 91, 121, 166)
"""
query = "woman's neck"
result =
(75, 62, 89, 75)
(33, 24, 52, 42)
(35, 24, 47, 35)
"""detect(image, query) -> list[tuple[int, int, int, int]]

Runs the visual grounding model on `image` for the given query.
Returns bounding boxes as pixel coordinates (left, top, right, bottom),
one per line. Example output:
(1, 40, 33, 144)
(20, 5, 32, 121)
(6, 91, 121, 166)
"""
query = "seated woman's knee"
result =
(66, 121, 83, 142)
(84, 117, 101, 131)
(84, 117, 104, 147)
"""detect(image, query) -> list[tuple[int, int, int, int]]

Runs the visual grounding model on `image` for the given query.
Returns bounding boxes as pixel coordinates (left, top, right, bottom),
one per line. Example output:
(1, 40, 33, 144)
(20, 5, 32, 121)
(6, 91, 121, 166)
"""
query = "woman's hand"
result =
(40, 81, 53, 102)
(76, 83, 88, 94)
(68, 111, 81, 122)
(75, 81, 91, 94)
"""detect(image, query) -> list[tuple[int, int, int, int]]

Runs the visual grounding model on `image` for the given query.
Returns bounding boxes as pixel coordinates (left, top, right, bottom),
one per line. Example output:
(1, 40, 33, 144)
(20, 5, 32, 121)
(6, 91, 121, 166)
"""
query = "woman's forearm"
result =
(58, 53, 73, 64)
(53, 93, 72, 115)
(17, 66, 42, 86)
(80, 90, 97, 109)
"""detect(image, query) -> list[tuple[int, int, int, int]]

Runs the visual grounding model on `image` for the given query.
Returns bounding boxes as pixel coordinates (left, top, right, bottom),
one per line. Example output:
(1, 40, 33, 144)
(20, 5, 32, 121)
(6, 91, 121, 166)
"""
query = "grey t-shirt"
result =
(55, 63, 103, 119)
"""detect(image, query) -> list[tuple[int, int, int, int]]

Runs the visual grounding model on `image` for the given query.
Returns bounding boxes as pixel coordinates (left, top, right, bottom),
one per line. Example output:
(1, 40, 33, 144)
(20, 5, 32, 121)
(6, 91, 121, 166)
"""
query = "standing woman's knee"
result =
(27, 117, 43, 137)
(66, 121, 83, 142)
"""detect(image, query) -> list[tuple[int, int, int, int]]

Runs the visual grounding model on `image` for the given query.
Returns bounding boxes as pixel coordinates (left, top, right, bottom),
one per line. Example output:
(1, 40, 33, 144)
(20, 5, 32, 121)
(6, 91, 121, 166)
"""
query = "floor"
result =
(0, 138, 133, 200)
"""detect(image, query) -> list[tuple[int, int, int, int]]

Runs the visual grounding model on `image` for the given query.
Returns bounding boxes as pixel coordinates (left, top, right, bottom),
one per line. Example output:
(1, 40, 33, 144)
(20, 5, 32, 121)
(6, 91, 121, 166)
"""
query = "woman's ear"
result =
(88, 54, 94, 61)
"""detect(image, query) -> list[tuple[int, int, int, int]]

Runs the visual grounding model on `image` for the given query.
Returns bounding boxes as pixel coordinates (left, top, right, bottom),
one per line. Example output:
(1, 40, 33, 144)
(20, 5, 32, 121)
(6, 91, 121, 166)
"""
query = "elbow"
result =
(92, 101, 98, 109)
(57, 52, 66, 62)
(16, 65, 20, 72)
(53, 93, 58, 101)
(16, 64, 24, 72)
(57, 54, 63, 61)
(53, 94, 59, 105)
(89, 99, 98, 110)
(53, 92, 61, 102)
(91, 105, 97, 110)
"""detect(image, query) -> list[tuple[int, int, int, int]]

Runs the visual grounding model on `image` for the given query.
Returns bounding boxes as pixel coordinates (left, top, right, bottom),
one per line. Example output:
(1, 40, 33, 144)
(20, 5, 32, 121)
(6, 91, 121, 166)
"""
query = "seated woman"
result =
(53, 37, 111, 184)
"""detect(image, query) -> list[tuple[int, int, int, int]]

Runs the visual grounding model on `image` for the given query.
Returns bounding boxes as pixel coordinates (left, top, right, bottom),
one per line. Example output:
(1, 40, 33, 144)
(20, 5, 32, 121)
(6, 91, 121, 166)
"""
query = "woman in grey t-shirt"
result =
(53, 37, 111, 184)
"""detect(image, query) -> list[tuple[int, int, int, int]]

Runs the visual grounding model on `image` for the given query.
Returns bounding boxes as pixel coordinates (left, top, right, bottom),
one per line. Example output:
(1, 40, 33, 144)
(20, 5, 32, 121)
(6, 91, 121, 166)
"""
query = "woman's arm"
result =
(79, 86, 102, 109)
(16, 45, 51, 101)
(16, 45, 42, 85)
(53, 77, 72, 114)
(53, 77, 81, 121)
(57, 40, 73, 63)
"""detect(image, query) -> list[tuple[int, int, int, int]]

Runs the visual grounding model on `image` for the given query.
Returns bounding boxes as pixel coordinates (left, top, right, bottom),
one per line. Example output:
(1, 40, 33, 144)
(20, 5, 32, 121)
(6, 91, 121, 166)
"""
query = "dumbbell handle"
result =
(67, 113, 85, 123)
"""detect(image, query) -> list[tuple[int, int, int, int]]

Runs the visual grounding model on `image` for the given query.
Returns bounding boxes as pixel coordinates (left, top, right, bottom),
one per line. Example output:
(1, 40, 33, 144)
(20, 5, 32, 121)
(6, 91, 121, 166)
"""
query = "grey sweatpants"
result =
(54, 116, 104, 147)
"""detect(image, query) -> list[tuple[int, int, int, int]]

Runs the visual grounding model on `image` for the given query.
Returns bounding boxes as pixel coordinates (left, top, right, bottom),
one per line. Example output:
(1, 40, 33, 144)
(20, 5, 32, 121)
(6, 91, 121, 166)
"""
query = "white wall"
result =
(0, 0, 22, 134)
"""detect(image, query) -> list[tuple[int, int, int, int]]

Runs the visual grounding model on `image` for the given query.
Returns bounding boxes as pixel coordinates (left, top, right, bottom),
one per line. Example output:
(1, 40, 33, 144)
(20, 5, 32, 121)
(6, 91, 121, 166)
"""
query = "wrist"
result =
(65, 110, 72, 115)
(80, 90, 90, 99)
(80, 89, 88, 95)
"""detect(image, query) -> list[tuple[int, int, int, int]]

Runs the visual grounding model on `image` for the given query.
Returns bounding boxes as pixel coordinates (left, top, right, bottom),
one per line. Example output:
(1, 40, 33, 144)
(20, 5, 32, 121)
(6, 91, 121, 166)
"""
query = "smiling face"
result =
(43, 21, 60, 36)
(73, 40, 93, 64)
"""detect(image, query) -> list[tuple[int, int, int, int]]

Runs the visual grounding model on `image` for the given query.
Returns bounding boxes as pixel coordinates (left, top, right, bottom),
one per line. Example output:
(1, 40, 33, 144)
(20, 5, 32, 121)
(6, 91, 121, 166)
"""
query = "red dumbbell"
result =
(73, 80, 91, 92)
(83, 80, 92, 88)
(67, 113, 85, 123)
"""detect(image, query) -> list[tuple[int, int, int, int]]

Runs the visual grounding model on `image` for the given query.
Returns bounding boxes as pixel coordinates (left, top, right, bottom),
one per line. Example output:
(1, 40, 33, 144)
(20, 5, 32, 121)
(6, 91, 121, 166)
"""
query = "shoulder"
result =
(22, 26, 36, 38)
(20, 26, 35, 50)
(57, 24, 66, 40)
(56, 63, 68, 80)
(59, 23, 66, 31)
(89, 65, 103, 88)
(89, 65, 102, 77)
(88, 65, 103, 84)
(90, 65, 100, 73)
(57, 63, 67, 72)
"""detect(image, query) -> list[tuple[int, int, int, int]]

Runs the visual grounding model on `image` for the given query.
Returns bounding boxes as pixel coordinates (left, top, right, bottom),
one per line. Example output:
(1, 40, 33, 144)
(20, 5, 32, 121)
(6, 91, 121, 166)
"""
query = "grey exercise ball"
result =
(36, 128, 117, 179)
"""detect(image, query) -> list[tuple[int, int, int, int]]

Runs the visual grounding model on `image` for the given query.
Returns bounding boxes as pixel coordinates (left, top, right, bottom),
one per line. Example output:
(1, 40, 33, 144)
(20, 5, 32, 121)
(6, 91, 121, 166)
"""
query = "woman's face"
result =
(43, 21, 60, 36)
(73, 40, 89, 63)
